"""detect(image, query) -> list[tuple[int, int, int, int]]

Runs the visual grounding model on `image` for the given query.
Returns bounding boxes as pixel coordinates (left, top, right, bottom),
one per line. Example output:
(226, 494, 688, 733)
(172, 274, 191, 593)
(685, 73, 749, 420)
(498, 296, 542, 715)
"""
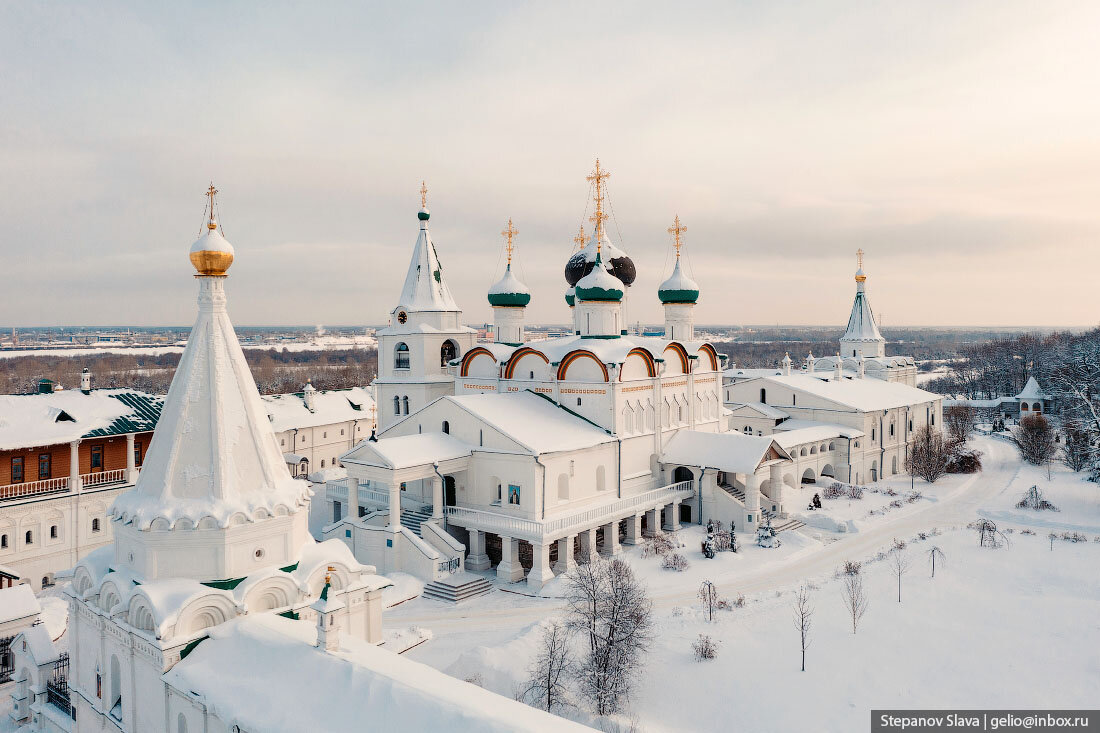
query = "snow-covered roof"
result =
(15, 622, 59, 665)
(840, 275, 884, 345)
(771, 421, 863, 449)
(395, 210, 459, 313)
(726, 402, 790, 420)
(0, 388, 164, 451)
(342, 433, 473, 471)
(448, 392, 615, 453)
(749, 374, 940, 412)
(487, 265, 531, 307)
(262, 386, 373, 433)
(0, 584, 40, 625)
(662, 430, 790, 474)
(1016, 377, 1049, 400)
(111, 271, 310, 531)
(165, 614, 591, 733)
(723, 367, 785, 382)
(658, 258, 700, 304)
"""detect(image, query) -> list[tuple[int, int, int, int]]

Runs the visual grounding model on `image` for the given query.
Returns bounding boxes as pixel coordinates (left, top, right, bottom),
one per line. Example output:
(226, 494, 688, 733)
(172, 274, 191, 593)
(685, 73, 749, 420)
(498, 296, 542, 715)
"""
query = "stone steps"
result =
(773, 518, 806, 533)
(422, 572, 493, 603)
(400, 508, 432, 538)
(721, 483, 747, 503)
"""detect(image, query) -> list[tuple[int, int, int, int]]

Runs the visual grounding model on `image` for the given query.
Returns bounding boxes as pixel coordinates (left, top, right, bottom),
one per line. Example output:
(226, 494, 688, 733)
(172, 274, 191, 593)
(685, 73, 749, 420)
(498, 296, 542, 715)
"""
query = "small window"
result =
(442, 420, 450, 434)
(10, 457, 23, 483)
(25, 531, 33, 545)
(871, 428, 876, 441)
(280, 438, 285, 446)
(529, 371, 534, 379)
(395, 342, 410, 370)
(394, 396, 401, 415)
(134, 441, 143, 467)
(340, 429, 345, 436)
(90, 445, 104, 469)
(577, 398, 582, 406)
(39, 453, 51, 480)
(889, 424, 895, 437)
(92, 518, 101, 533)
(50, 525, 58, 539)
(320, 460, 326, 468)
(300, 435, 305, 443)
(1, 535, 7, 549)
(760, 388, 767, 404)
(323, 431, 327, 439)
(402, 396, 409, 415)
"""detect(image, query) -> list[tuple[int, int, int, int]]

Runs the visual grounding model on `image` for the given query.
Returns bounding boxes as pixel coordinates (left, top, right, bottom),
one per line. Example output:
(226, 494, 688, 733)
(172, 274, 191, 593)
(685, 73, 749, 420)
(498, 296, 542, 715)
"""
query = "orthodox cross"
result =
(586, 159, 610, 247)
(668, 215, 687, 259)
(857, 248, 864, 269)
(206, 183, 218, 230)
(501, 218, 518, 265)
(420, 180, 428, 208)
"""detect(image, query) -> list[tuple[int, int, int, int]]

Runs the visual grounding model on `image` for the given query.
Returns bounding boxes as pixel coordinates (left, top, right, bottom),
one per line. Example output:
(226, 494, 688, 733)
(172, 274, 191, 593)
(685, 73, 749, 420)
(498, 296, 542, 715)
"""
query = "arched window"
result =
(394, 342, 410, 370)
(0, 535, 6, 548)
(178, 713, 188, 733)
(442, 420, 450, 434)
(743, 425, 753, 434)
(402, 396, 409, 415)
(393, 396, 400, 415)
(622, 406, 634, 434)
(760, 388, 767, 404)
(889, 423, 895, 437)
(110, 655, 122, 718)
(50, 525, 57, 539)
(1033, 402, 1041, 412)
(1021, 402, 1030, 412)
(440, 340, 457, 367)
(92, 518, 100, 532)
(320, 460, 325, 468)
(24, 531, 32, 545)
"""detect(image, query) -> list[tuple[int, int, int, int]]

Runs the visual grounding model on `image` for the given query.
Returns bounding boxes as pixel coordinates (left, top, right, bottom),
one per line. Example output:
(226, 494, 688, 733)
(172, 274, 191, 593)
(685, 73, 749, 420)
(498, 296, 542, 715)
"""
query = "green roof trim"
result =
(279, 562, 299, 573)
(180, 635, 209, 660)
(658, 288, 699, 304)
(201, 576, 246, 591)
(278, 609, 300, 621)
(487, 291, 531, 307)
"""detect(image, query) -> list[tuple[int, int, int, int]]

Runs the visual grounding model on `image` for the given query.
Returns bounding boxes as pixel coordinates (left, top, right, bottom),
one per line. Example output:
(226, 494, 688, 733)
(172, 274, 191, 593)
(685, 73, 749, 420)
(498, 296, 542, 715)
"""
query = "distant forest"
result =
(0, 348, 378, 396)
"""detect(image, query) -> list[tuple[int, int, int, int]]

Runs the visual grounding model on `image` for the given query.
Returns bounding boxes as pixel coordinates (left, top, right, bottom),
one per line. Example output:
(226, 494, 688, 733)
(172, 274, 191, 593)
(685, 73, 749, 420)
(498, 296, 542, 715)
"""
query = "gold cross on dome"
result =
(573, 225, 586, 248)
(586, 159, 610, 244)
(420, 180, 428, 208)
(857, 248, 864, 269)
(501, 218, 519, 265)
(668, 215, 687, 259)
(206, 183, 218, 230)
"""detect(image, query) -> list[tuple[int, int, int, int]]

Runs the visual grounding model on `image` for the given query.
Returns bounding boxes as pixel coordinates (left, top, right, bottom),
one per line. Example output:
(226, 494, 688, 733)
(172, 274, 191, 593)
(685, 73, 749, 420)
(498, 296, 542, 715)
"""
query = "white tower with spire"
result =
(658, 215, 699, 341)
(375, 182, 476, 431)
(488, 218, 531, 345)
(840, 249, 886, 359)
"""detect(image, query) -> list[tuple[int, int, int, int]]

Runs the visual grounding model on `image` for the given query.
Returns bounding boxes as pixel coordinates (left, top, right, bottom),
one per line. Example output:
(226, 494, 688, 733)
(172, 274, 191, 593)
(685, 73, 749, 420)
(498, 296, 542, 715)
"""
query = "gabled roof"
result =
(262, 387, 373, 433)
(746, 374, 940, 412)
(447, 392, 614, 454)
(726, 402, 790, 420)
(396, 212, 459, 313)
(771, 421, 864, 449)
(662, 430, 790, 474)
(342, 433, 473, 470)
(0, 584, 40, 625)
(0, 388, 164, 451)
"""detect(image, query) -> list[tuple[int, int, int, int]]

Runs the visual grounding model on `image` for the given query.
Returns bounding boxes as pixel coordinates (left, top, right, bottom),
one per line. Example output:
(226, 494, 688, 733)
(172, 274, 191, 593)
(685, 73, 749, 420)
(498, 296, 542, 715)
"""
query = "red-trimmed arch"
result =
(460, 347, 497, 377)
(662, 342, 690, 374)
(620, 347, 657, 380)
(698, 343, 719, 371)
(503, 347, 550, 379)
(557, 350, 610, 382)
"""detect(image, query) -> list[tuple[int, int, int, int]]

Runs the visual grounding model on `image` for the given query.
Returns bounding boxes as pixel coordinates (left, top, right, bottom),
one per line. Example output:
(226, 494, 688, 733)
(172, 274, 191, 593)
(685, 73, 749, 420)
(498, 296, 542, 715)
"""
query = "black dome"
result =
(564, 252, 636, 287)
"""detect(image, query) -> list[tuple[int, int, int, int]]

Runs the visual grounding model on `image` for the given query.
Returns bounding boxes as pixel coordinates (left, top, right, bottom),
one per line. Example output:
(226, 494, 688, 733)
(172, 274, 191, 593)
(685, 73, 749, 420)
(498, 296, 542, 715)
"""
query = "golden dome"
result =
(854, 267, 867, 283)
(189, 218, 235, 277)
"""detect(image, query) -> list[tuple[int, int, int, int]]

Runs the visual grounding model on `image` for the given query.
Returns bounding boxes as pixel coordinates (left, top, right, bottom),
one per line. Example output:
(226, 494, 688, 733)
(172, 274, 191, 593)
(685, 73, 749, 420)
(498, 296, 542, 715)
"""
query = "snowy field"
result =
(0, 334, 377, 360)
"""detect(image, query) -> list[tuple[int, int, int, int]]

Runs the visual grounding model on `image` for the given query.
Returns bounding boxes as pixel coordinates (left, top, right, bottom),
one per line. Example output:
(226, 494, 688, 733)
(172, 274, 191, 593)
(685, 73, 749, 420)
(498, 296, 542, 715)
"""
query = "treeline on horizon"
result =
(0, 348, 378, 396)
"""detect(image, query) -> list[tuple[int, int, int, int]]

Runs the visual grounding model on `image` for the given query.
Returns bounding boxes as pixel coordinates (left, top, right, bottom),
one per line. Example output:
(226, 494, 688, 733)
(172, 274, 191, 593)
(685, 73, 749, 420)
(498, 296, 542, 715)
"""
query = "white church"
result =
(322, 162, 943, 596)
(10, 189, 584, 733)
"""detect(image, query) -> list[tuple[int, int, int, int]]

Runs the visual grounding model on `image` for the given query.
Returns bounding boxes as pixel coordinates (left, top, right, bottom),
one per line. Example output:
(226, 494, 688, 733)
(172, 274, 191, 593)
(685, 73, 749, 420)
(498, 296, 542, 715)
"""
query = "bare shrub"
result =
(1012, 414, 1057, 467)
(662, 553, 689, 572)
(927, 546, 946, 578)
(842, 560, 862, 576)
(698, 581, 719, 622)
(1016, 485, 1059, 511)
(889, 547, 911, 602)
(905, 425, 952, 483)
(641, 531, 676, 558)
(842, 571, 868, 634)
(945, 405, 978, 443)
(692, 634, 719, 661)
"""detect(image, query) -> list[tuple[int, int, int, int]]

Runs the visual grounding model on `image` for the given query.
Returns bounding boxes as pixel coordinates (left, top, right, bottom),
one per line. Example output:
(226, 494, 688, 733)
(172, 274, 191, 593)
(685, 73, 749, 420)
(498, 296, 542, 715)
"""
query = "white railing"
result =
(326, 479, 431, 512)
(81, 469, 127, 488)
(446, 480, 695, 542)
(0, 476, 69, 501)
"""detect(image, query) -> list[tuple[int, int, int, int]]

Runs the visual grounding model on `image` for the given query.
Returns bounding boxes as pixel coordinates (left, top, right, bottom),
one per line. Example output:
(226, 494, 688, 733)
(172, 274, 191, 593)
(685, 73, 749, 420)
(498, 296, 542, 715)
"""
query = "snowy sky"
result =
(2, 1, 1099, 328)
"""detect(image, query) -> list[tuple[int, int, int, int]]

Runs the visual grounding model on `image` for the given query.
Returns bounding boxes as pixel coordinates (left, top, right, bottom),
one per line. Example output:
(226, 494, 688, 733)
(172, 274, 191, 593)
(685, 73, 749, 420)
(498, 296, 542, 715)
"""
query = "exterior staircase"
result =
(422, 572, 493, 603)
(400, 507, 432, 538)
(720, 483, 746, 503)
(773, 518, 806, 533)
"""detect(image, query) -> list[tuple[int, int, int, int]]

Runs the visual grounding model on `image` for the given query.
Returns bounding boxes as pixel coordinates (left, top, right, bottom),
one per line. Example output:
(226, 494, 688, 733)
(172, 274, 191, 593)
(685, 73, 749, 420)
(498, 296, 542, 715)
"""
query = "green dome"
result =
(658, 259, 699, 304)
(574, 252, 624, 302)
(418, 207, 430, 221)
(487, 264, 531, 307)
(565, 287, 575, 307)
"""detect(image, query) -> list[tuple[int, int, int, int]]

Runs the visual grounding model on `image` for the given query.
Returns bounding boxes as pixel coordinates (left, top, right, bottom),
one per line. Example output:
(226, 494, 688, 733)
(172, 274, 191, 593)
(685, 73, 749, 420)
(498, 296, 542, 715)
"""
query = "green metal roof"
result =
(82, 390, 166, 438)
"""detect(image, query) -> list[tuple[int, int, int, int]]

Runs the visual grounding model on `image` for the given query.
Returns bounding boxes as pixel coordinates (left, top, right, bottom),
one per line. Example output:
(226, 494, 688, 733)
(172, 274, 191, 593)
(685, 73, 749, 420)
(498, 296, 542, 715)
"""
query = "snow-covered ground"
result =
(391, 436, 1100, 731)
(0, 334, 377, 360)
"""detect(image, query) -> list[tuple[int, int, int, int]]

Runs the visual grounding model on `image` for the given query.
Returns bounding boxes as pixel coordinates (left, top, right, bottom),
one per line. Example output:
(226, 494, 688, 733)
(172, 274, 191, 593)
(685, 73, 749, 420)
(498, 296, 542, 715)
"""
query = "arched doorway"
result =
(444, 476, 456, 506)
(801, 468, 816, 484)
(673, 466, 694, 484)
(440, 340, 458, 367)
(821, 464, 835, 479)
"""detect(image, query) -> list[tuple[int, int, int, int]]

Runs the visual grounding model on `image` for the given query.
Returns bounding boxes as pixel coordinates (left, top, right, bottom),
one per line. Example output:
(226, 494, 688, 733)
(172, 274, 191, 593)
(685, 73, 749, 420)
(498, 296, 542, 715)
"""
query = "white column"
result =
(643, 508, 658, 537)
(388, 482, 401, 530)
(623, 515, 642, 545)
(431, 476, 443, 520)
(577, 529, 595, 562)
(348, 477, 360, 523)
(746, 474, 761, 513)
(553, 535, 577, 574)
(600, 521, 621, 556)
(496, 536, 524, 582)
(666, 502, 682, 531)
(68, 441, 81, 492)
(125, 433, 137, 483)
(466, 530, 491, 571)
(770, 463, 785, 517)
(527, 542, 555, 593)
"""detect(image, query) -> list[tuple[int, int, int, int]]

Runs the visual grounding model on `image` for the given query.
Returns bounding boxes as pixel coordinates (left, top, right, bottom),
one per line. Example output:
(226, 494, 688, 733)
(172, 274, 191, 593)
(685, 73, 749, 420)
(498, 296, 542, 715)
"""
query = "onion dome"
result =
(564, 233, 636, 287)
(189, 215, 235, 276)
(418, 207, 430, 221)
(487, 264, 531, 307)
(658, 258, 699, 304)
(575, 251, 624, 302)
(564, 287, 575, 307)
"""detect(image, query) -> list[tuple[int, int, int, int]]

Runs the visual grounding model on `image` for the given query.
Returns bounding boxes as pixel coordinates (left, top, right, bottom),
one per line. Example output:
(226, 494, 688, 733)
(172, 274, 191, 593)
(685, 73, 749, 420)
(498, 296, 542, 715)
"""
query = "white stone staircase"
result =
(772, 518, 806, 533)
(400, 507, 433, 538)
(422, 572, 493, 603)
(720, 483, 746, 503)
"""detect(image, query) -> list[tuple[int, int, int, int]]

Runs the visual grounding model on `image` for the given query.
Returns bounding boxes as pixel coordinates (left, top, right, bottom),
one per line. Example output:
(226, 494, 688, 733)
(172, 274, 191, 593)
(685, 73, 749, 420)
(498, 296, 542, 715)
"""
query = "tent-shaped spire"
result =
(396, 188, 459, 313)
(840, 249, 885, 358)
(112, 196, 309, 529)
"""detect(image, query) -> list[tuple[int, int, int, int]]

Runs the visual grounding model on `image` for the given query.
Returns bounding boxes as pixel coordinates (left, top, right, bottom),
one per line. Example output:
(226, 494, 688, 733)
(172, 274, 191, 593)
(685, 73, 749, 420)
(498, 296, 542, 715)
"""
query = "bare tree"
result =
(888, 547, 911, 602)
(905, 426, 952, 483)
(944, 405, 977, 443)
(522, 620, 574, 713)
(975, 518, 1010, 549)
(698, 580, 719, 623)
(792, 586, 813, 672)
(562, 558, 653, 716)
(927, 546, 946, 578)
(841, 570, 868, 634)
(1060, 423, 1093, 473)
(1012, 414, 1057, 468)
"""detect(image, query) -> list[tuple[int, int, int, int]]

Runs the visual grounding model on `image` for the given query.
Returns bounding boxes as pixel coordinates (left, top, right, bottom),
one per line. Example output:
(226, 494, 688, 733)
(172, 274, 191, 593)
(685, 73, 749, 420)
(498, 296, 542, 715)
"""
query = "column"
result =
(553, 535, 577, 574)
(125, 433, 138, 484)
(466, 530, 491, 571)
(623, 515, 642, 545)
(746, 474, 762, 525)
(496, 536, 524, 582)
(668, 501, 682, 531)
(577, 528, 595, 562)
(431, 475, 443, 520)
(643, 509, 658, 537)
(527, 542, 555, 593)
(600, 520, 621, 556)
(388, 482, 401, 530)
(770, 463, 785, 517)
(68, 441, 82, 492)
(347, 477, 360, 523)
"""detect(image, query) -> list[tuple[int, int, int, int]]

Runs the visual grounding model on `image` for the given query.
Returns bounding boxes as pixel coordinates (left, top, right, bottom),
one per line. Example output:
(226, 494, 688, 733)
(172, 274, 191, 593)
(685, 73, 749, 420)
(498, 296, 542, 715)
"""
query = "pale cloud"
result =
(1, 1, 1098, 328)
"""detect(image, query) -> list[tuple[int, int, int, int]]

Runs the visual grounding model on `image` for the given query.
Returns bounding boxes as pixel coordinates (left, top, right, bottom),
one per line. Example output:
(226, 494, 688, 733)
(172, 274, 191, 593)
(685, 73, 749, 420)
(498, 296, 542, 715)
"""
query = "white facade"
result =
(264, 385, 374, 476)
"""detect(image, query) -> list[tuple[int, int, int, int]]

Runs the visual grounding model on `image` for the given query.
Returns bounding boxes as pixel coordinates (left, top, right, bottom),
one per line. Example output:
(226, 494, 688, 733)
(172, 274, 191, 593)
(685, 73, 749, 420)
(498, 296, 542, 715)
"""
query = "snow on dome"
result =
(564, 286, 575, 307)
(396, 207, 459, 313)
(418, 207, 430, 221)
(564, 232, 636, 287)
(574, 252, 624, 302)
(487, 265, 531, 307)
(112, 239, 309, 530)
(189, 225, 235, 276)
(658, 258, 699, 304)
